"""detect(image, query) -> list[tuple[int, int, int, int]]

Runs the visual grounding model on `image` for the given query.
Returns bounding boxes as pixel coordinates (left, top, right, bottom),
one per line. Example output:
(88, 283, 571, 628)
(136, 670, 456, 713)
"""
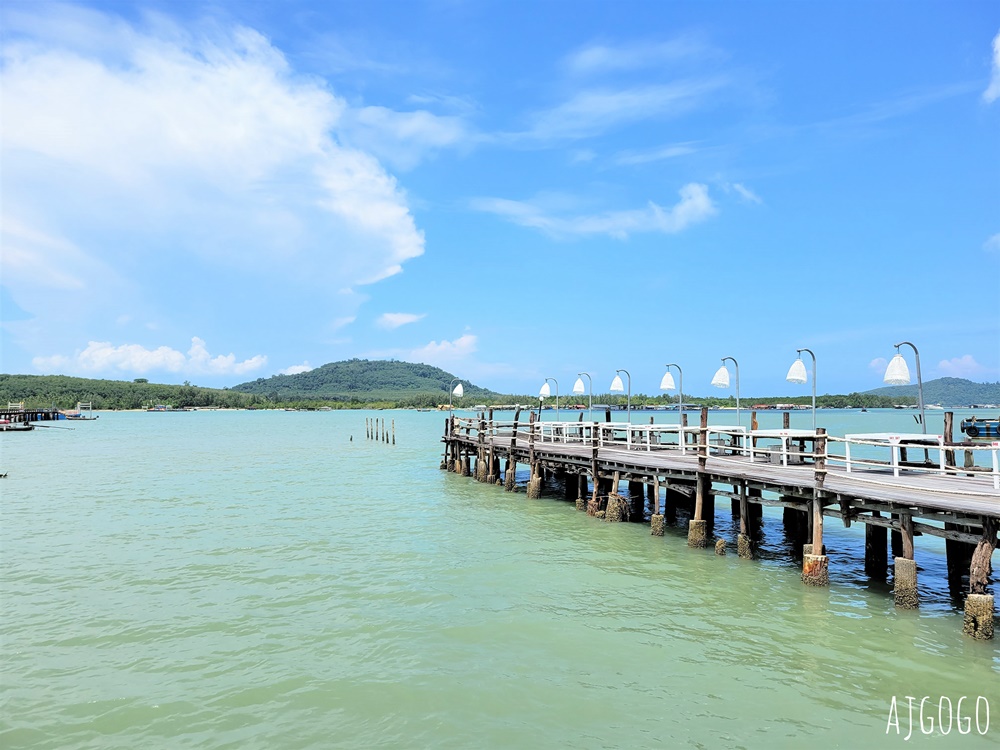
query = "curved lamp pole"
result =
(711, 356, 740, 426)
(448, 378, 464, 417)
(660, 364, 684, 428)
(610, 369, 631, 424)
(884, 341, 926, 434)
(785, 348, 816, 430)
(539, 378, 559, 422)
(573, 372, 593, 422)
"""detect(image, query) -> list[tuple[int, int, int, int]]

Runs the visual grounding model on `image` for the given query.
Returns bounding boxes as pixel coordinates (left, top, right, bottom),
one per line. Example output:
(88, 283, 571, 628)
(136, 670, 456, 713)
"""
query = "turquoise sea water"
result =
(2, 409, 997, 749)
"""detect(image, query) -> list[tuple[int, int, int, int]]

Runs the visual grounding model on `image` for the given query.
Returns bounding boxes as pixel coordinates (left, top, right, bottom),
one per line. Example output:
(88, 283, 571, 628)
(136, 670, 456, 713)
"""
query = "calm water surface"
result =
(2, 409, 997, 748)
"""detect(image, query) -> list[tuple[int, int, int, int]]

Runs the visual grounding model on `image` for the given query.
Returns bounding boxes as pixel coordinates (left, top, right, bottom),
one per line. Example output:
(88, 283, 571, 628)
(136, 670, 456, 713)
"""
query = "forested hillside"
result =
(0, 374, 262, 410)
(862, 378, 1000, 405)
(230, 359, 498, 404)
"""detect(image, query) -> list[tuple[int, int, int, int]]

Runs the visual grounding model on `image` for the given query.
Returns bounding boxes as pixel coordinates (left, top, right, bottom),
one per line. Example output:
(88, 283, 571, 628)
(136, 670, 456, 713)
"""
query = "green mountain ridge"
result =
(230, 359, 498, 403)
(861, 377, 1000, 406)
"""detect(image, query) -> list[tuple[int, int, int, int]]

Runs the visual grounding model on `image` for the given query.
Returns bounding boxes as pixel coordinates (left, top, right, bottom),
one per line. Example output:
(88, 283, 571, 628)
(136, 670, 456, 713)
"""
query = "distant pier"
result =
(442, 408, 999, 640)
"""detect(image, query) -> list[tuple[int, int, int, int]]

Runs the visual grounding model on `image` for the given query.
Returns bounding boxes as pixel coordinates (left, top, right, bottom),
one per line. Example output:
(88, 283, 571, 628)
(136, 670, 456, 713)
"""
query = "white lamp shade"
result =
(452, 383, 464, 397)
(711, 365, 730, 389)
(539, 382, 551, 397)
(610, 375, 624, 392)
(883, 353, 911, 385)
(572, 378, 585, 395)
(785, 358, 808, 384)
(659, 371, 676, 391)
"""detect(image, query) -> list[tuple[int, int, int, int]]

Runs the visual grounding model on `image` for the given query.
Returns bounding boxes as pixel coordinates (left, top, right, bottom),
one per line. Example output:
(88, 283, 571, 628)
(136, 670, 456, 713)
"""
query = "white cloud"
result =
(472, 183, 716, 239)
(377, 312, 426, 329)
(937, 355, 988, 379)
(984, 233, 1000, 255)
(280, 362, 314, 375)
(984, 31, 1000, 104)
(1, 6, 430, 369)
(409, 334, 478, 366)
(32, 337, 267, 376)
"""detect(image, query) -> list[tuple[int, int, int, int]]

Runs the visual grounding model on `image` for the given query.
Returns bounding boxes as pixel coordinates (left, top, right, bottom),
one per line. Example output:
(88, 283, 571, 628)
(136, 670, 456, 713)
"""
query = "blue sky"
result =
(2, 0, 998, 397)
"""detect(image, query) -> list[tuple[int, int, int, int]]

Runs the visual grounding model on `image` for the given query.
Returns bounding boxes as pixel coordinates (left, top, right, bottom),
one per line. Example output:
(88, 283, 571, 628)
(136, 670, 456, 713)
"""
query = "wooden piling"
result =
(964, 518, 997, 638)
(893, 514, 918, 608)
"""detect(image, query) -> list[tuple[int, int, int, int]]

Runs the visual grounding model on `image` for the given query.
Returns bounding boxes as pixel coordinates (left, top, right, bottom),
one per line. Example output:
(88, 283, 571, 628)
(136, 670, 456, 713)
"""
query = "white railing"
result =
(449, 417, 1000, 491)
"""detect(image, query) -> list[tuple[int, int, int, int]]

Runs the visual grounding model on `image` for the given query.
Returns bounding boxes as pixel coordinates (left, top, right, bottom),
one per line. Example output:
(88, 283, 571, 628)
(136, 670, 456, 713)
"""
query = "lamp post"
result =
(785, 348, 816, 430)
(539, 378, 559, 422)
(660, 364, 683, 427)
(573, 372, 593, 422)
(884, 341, 926, 434)
(711, 356, 740, 426)
(609, 369, 631, 424)
(448, 378, 464, 417)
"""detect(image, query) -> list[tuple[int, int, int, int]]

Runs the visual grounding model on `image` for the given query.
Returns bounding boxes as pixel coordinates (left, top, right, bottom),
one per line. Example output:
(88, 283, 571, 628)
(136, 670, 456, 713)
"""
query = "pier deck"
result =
(441, 409, 999, 640)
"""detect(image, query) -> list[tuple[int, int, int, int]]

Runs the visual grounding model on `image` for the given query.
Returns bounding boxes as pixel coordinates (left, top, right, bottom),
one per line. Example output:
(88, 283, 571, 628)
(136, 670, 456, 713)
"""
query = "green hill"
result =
(230, 359, 497, 404)
(862, 377, 1000, 406)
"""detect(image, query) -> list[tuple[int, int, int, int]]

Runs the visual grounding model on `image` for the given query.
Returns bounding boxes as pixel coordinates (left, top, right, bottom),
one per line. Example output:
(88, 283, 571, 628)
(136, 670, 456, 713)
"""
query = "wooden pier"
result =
(441, 408, 1000, 640)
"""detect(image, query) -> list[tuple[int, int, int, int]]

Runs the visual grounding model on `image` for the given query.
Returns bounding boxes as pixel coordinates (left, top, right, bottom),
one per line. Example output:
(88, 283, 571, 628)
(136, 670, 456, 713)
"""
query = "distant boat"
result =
(0, 419, 33, 432)
(860, 408, 868, 413)
(147, 405, 191, 412)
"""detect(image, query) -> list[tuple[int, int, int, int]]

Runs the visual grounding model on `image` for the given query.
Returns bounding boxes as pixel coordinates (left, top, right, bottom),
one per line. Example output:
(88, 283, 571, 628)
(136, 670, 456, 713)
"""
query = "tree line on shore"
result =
(0, 374, 912, 411)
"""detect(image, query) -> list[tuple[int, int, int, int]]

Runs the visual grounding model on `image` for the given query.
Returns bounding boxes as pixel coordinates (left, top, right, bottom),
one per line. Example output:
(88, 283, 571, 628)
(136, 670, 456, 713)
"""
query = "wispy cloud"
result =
(521, 79, 727, 141)
(33, 337, 267, 377)
(937, 355, 991, 379)
(869, 357, 888, 374)
(563, 37, 717, 75)
(985, 233, 1000, 255)
(729, 182, 763, 204)
(376, 312, 426, 329)
(615, 142, 697, 166)
(984, 31, 1000, 104)
(472, 183, 716, 239)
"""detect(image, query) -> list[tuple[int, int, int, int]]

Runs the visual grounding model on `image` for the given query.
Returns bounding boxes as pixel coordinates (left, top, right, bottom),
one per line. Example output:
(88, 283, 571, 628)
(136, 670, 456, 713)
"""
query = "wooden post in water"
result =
(650, 475, 664, 536)
(964, 517, 997, 639)
(606, 471, 625, 522)
(894, 513, 918, 609)
(944, 522, 976, 596)
(737, 481, 753, 559)
(687, 408, 710, 548)
(392, 420, 395, 445)
(627, 479, 645, 522)
(802, 429, 829, 585)
(505, 407, 521, 491)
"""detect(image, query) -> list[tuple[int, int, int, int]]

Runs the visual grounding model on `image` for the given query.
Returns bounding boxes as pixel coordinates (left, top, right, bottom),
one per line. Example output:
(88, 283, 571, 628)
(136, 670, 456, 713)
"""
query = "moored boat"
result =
(959, 417, 1000, 440)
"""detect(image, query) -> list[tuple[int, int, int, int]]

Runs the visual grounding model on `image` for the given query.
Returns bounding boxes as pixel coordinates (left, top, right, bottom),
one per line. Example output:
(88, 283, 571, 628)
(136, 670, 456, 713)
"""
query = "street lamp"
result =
(539, 378, 559, 422)
(573, 372, 593, 422)
(785, 348, 816, 430)
(448, 378, 464, 416)
(609, 369, 631, 423)
(884, 341, 926, 433)
(660, 363, 684, 426)
(711, 356, 740, 426)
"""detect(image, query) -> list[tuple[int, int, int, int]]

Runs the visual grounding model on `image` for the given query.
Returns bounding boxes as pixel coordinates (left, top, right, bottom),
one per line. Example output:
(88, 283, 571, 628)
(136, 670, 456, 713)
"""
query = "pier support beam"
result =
(737, 482, 753, 559)
(504, 459, 517, 492)
(627, 480, 645, 521)
(865, 512, 888, 578)
(964, 518, 997, 640)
